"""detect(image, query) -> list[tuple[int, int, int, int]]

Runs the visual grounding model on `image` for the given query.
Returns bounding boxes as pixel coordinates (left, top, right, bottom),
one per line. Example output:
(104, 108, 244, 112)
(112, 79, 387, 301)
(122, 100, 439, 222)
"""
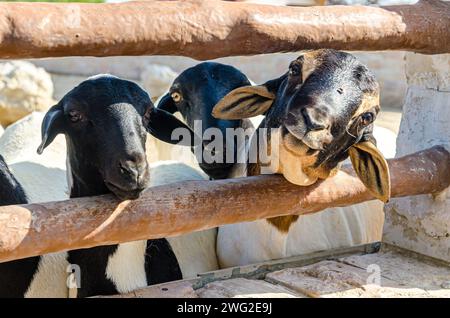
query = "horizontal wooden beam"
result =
(0, 146, 449, 263)
(0, 0, 448, 60)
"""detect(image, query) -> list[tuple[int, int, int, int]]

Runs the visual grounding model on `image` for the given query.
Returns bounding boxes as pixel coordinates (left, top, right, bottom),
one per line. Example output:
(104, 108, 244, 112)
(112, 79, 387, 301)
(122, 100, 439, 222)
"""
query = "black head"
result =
(157, 62, 252, 179)
(213, 50, 390, 202)
(37, 75, 194, 200)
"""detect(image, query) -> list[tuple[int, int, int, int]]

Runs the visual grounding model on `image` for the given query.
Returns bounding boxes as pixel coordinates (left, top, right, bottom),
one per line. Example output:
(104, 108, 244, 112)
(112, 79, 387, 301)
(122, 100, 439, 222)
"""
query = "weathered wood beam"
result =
(0, 0, 448, 60)
(0, 146, 448, 263)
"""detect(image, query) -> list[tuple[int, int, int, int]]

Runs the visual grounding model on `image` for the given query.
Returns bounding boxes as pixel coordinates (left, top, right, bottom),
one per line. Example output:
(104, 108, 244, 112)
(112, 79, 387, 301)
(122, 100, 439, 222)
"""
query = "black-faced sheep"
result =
(37, 75, 208, 297)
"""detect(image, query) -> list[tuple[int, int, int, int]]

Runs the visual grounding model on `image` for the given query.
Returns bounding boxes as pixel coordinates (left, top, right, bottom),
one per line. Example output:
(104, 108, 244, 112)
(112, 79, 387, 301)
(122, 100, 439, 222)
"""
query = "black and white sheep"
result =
(36, 74, 217, 297)
(0, 154, 68, 298)
(0, 155, 40, 298)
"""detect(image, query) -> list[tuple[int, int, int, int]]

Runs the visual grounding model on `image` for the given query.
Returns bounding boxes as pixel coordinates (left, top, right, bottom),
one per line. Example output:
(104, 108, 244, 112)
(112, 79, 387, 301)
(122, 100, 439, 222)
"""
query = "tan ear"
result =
(348, 141, 391, 203)
(212, 85, 275, 120)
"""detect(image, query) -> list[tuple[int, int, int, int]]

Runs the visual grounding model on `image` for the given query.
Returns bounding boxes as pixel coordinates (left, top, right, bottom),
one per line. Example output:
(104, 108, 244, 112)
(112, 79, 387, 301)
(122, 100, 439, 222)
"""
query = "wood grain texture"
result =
(0, 0, 448, 59)
(0, 146, 449, 263)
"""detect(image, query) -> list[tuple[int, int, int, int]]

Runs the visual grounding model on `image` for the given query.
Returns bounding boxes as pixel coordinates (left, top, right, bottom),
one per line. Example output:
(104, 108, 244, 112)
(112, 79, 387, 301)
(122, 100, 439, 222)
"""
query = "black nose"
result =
(301, 107, 328, 131)
(118, 153, 147, 182)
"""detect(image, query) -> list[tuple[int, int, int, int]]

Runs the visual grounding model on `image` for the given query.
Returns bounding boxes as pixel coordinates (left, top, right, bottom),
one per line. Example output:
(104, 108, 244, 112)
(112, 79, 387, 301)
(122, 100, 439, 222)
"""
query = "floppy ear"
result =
(37, 105, 64, 155)
(212, 85, 275, 120)
(348, 138, 391, 203)
(212, 74, 286, 120)
(157, 93, 177, 114)
(145, 107, 196, 146)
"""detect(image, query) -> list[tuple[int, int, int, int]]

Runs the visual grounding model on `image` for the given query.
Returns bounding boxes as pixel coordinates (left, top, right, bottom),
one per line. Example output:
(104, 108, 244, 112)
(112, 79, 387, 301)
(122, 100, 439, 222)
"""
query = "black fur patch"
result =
(68, 245, 118, 298)
(145, 239, 182, 285)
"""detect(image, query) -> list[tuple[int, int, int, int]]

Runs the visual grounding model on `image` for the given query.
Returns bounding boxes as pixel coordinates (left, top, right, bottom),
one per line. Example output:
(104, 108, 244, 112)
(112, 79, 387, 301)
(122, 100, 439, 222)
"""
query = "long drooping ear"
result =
(348, 138, 391, 203)
(212, 75, 285, 120)
(37, 104, 64, 155)
(145, 107, 197, 146)
(157, 93, 177, 114)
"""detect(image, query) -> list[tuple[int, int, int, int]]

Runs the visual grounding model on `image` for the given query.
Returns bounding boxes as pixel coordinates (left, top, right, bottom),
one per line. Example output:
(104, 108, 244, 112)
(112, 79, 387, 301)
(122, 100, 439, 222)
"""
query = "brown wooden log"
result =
(0, 0, 448, 60)
(0, 146, 449, 263)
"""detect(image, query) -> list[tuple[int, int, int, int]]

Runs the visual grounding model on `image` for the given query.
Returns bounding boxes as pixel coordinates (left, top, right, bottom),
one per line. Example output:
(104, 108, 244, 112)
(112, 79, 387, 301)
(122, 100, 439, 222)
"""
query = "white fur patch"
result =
(25, 252, 70, 298)
(167, 229, 218, 279)
(217, 201, 384, 268)
(106, 241, 148, 294)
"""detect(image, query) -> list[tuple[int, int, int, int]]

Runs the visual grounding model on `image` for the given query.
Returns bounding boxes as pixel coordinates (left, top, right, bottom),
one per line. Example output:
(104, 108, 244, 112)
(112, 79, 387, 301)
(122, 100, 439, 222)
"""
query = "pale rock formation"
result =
(0, 61, 55, 126)
(383, 53, 450, 262)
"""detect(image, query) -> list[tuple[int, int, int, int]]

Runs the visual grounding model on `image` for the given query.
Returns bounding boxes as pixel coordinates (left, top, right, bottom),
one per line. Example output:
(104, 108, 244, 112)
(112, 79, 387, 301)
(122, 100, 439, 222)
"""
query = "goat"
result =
(162, 53, 392, 267)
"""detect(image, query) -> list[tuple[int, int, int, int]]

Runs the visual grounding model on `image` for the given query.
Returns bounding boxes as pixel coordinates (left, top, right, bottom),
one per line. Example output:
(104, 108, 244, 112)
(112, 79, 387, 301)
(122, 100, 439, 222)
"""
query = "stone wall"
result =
(383, 53, 450, 262)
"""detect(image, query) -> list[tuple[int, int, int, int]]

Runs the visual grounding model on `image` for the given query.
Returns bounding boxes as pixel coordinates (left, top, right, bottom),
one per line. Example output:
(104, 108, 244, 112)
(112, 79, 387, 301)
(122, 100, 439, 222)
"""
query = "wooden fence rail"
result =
(0, 146, 449, 263)
(0, 0, 448, 60)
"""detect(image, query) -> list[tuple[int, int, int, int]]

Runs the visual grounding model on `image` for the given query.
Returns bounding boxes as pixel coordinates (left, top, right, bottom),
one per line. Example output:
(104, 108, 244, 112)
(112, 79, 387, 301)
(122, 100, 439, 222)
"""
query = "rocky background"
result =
(0, 51, 405, 135)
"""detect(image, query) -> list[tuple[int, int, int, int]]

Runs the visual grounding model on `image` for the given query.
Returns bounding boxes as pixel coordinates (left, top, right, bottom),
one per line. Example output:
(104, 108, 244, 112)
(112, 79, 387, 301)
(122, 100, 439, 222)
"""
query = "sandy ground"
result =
(51, 73, 403, 134)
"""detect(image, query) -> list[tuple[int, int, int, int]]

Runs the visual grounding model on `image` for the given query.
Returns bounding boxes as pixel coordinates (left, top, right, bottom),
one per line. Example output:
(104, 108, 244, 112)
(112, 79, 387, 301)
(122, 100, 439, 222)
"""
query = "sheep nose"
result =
(301, 107, 328, 131)
(118, 154, 147, 181)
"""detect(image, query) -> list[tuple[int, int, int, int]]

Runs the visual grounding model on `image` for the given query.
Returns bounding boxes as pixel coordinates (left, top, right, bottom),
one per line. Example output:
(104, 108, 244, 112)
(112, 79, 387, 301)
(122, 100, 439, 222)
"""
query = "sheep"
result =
(146, 64, 263, 174)
(161, 53, 395, 268)
(37, 74, 217, 297)
(0, 154, 38, 298)
(0, 113, 70, 298)
(0, 152, 69, 298)
(157, 62, 260, 179)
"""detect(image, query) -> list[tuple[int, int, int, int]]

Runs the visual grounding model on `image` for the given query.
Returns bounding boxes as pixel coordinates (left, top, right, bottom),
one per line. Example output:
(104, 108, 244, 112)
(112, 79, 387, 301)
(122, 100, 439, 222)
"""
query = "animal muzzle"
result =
(284, 108, 331, 151)
(104, 158, 150, 200)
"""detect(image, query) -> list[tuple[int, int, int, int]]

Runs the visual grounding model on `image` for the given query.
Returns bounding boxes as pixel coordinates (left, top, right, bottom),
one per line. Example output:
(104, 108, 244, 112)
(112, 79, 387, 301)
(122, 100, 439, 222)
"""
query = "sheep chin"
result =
(260, 128, 318, 186)
(105, 182, 142, 201)
(278, 142, 318, 186)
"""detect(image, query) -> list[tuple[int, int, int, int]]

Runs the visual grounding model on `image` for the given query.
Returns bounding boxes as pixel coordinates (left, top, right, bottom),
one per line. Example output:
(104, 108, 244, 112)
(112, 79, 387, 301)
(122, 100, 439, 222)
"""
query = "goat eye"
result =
(171, 92, 183, 103)
(289, 64, 301, 77)
(361, 112, 374, 126)
(337, 88, 344, 94)
(68, 110, 82, 123)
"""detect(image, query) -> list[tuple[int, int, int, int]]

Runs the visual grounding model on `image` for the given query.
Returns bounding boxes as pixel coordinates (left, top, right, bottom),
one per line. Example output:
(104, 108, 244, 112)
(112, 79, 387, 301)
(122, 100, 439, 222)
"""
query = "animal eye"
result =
(171, 92, 183, 103)
(68, 110, 83, 123)
(337, 88, 344, 94)
(361, 112, 374, 126)
(289, 64, 301, 77)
